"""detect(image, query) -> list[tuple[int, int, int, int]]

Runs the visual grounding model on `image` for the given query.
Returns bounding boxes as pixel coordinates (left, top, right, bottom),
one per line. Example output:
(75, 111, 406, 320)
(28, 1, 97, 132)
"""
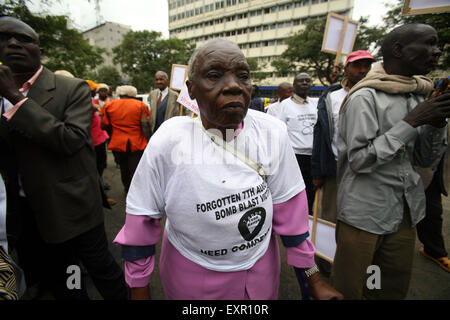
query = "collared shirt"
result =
(158, 86, 169, 102)
(337, 87, 447, 235)
(2, 65, 43, 119)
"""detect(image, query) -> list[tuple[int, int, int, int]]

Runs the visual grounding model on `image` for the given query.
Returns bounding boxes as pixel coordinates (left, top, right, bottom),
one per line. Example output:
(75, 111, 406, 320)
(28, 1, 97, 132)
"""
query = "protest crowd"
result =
(0, 14, 449, 301)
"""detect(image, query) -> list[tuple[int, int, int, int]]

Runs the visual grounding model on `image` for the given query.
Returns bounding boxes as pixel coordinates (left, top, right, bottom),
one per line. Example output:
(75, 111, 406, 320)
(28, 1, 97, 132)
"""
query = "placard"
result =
(177, 81, 200, 115)
(170, 64, 188, 91)
(402, 0, 450, 16)
(321, 12, 359, 66)
(307, 217, 336, 263)
(307, 189, 336, 263)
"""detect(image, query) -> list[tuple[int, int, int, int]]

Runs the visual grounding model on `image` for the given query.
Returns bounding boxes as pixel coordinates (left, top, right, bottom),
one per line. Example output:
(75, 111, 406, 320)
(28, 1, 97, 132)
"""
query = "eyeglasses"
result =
(0, 32, 36, 44)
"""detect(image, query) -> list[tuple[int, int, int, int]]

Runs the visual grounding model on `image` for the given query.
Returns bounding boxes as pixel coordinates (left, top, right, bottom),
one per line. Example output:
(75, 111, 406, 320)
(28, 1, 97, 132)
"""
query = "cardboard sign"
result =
(402, 0, 450, 16)
(307, 189, 336, 263)
(307, 217, 336, 263)
(321, 12, 359, 65)
(177, 81, 200, 115)
(170, 64, 188, 91)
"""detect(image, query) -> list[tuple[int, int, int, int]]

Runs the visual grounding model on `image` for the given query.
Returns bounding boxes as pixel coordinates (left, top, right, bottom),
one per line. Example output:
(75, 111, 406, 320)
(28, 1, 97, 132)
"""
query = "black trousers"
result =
(295, 154, 314, 214)
(115, 148, 144, 193)
(13, 197, 128, 300)
(94, 142, 107, 177)
(417, 170, 448, 259)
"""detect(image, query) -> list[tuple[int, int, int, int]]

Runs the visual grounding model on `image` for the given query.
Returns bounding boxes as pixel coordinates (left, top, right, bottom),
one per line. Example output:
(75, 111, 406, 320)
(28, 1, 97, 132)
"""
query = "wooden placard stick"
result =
(311, 189, 320, 244)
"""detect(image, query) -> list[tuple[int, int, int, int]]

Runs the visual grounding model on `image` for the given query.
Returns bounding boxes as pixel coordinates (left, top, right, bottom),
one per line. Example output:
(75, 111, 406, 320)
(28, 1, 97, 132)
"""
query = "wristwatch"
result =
(303, 264, 319, 278)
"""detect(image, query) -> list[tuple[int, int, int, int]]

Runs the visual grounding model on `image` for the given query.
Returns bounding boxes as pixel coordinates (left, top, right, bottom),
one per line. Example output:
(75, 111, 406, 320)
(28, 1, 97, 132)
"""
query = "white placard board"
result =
(341, 21, 358, 55)
(308, 216, 336, 263)
(322, 15, 345, 53)
(402, 0, 450, 15)
(170, 64, 188, 91)
(177, 81, 200, 115)
(321, 12, 359, 62)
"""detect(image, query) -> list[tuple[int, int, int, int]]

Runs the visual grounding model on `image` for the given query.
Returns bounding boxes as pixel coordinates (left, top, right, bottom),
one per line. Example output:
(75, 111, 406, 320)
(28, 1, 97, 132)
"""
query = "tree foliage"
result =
(86, 65, 122, 89)
(272, 17, 384, 85)
(113, 31, 195, 92)
(383, 0, 450, 70)
(0, 0, 104, 78)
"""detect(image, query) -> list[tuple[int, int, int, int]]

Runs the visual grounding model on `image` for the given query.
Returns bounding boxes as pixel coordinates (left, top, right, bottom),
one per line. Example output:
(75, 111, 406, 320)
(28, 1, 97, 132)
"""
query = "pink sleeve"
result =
(113, 214, 162, 246)
(124, 257, 155, 288)
(3, 98, 28, 120)
(113, 214, 162, 288)
(272, 190, 315, 269)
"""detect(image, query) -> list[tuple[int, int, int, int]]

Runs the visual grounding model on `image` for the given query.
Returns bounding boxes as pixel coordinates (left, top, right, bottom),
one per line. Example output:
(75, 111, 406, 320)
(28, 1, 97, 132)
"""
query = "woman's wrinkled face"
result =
(188, 42, 252, 131)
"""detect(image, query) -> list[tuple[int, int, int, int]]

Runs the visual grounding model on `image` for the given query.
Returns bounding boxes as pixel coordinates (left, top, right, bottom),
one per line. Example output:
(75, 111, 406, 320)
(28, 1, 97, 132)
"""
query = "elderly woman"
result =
(100, 85, 151, 193)
(114, 39, 342, 300)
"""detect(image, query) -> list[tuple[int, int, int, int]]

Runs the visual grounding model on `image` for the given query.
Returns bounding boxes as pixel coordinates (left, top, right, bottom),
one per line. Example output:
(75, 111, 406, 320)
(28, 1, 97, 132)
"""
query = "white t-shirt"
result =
(275, 97, 319, 155)
(329, 88, 348, 159)
(126, 109, 305, 272)
(266, 100, 281, 117)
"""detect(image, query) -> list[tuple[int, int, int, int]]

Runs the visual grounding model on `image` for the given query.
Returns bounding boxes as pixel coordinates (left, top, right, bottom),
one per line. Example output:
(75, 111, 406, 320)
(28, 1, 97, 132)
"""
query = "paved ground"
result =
(26, 150, 450, 300)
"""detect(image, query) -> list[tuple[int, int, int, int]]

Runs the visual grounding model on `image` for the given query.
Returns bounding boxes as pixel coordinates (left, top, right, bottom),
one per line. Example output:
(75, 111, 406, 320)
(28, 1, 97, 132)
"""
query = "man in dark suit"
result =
(148, 70, 190, 135)
(0, 16, 127, 299)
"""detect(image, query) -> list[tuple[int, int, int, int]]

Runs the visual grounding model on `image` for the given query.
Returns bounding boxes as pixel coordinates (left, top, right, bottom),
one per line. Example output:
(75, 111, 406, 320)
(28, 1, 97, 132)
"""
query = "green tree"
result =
(272, 17, 384, 85)
(383, 0, 450, 70)
(87, 65, 122, 89)
(247, 57, 269, 83)
(0, 0, 104, 78)
(113, 31, 195, 92)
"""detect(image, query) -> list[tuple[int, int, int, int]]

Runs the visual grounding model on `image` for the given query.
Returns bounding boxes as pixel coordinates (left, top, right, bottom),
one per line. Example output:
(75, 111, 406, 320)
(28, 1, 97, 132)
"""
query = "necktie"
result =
(157, 92, 162, 106)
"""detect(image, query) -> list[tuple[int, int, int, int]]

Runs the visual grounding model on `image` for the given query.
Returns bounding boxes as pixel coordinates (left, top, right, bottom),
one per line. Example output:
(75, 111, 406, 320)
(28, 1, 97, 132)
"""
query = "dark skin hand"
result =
(0, 64, 26, 105)
(307, 272, 344, 300)
(312, 179, 324, 190)
(403, 91, 450, 128)
(130, 286, 150, 300)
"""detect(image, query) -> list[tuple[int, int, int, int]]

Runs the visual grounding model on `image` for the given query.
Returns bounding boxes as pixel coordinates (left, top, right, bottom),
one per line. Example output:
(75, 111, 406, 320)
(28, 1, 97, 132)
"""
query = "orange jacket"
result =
(102, 98, 150, 152)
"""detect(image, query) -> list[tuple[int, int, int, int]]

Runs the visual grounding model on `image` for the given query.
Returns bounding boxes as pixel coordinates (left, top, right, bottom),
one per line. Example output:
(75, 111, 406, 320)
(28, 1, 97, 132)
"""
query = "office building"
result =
(168, 0, 354, 86)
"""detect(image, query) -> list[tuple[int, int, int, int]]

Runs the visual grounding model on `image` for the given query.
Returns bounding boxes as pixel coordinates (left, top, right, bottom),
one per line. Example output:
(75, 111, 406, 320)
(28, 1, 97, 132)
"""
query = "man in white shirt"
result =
(266, 82, 293, 117)
(275, 73, 318, 213)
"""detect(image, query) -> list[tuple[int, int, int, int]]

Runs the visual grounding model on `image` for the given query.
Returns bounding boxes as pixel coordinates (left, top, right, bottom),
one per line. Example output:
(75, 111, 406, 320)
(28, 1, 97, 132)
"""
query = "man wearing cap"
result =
(312, 50, 375, 225)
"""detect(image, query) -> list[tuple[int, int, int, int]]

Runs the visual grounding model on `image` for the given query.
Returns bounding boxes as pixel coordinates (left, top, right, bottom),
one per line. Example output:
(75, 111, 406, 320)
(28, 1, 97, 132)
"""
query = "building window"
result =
(263, 25, 269, 30)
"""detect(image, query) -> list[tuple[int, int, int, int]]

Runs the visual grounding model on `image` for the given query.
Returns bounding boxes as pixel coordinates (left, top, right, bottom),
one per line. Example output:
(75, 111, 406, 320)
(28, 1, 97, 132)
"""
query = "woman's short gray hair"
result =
(187, 38, 241, 81)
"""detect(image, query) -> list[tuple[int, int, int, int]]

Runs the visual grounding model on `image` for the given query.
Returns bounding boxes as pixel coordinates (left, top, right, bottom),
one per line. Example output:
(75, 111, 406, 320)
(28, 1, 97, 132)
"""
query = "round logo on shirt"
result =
(238, 207, 266, 241)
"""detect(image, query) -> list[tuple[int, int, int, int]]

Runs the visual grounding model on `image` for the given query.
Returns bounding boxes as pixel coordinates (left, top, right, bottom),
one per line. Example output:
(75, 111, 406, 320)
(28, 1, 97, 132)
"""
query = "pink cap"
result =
(345, 50, 375, 67)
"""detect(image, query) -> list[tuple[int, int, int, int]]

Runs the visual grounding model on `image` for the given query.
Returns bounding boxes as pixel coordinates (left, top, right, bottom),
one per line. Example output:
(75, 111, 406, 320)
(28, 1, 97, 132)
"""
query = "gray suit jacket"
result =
(1, 67, 103, 243)
(148, 88, 190, 134)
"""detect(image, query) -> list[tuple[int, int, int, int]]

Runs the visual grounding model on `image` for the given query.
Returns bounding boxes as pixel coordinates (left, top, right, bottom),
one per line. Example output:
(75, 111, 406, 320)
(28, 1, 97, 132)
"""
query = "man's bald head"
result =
(0, 16, 42, 73)
(0, 16, 39, 43)
(381, 23, 440, 76)
(277, 82, 293, 102)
